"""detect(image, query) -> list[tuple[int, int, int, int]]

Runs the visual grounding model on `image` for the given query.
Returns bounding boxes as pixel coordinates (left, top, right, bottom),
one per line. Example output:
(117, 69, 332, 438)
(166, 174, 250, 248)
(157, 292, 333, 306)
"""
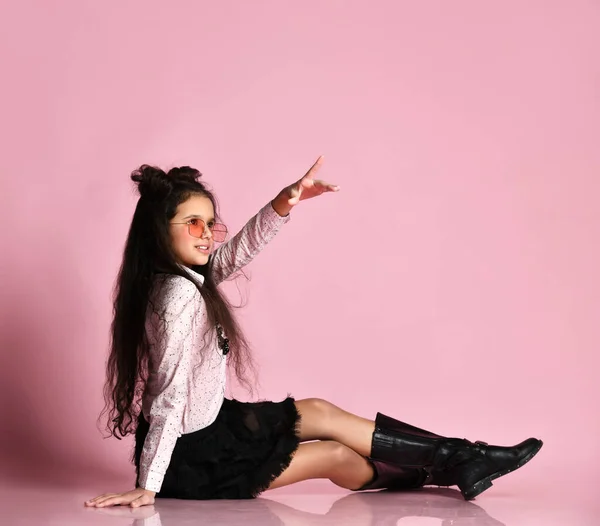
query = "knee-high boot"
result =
(358, 412, 543, 500)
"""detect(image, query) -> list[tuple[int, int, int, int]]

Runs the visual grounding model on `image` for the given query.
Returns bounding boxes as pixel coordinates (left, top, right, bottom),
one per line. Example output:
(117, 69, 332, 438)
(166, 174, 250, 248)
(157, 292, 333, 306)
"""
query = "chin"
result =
(193, 254, 210, 266)
(179, 255, 209, 268)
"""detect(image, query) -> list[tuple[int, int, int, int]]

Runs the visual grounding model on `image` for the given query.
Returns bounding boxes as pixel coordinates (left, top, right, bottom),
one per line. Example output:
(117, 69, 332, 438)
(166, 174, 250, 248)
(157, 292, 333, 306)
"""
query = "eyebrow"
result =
(181, 214, 215, 221)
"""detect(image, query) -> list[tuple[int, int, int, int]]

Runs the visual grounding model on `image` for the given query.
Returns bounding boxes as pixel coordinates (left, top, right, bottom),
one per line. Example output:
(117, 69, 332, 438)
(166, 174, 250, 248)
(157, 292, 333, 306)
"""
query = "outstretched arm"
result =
(210, 201, 291, 285)
(211, 156, 339, 285)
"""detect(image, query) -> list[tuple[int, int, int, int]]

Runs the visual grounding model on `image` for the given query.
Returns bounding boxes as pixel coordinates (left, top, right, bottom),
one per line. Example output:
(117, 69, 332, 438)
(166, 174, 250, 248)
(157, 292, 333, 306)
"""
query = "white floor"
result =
(2, 476, 597, 526)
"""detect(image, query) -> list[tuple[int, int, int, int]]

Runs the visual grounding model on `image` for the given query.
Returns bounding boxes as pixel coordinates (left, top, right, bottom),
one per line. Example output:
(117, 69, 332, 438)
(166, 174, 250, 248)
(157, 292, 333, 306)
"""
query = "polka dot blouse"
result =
(137, 201, 290, 493)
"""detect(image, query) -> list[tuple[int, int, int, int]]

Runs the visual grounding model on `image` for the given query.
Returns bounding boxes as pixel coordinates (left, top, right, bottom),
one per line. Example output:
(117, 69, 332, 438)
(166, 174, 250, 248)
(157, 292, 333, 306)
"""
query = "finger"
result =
(85, 494, 114, 506)
(303, 155, 324, 181)
(313, 179, 340, 191)
(88, 493, 111, 501)
(95, 495, 126, 508)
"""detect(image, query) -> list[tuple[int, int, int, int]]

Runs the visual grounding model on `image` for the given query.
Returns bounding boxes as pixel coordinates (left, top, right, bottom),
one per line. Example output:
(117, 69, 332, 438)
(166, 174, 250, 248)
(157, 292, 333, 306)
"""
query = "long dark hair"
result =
(99, 164, 254, 439)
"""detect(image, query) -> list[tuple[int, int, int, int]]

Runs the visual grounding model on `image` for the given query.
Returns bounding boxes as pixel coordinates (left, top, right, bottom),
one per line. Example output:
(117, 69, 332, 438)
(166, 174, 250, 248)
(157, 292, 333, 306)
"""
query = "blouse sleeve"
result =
(210, 201, 291, 286)
(137, 277, 201, 493)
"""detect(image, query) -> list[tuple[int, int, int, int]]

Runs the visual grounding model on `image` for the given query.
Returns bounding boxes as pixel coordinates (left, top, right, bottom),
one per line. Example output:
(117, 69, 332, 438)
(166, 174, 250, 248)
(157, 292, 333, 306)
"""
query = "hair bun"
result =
(166, 166, 203, 182)
(131, 165, 172, 201)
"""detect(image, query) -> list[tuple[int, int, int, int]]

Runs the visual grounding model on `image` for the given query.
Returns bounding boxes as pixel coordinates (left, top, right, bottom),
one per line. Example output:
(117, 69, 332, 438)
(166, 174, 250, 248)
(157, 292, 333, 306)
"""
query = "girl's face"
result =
(169, 194, 216, 267)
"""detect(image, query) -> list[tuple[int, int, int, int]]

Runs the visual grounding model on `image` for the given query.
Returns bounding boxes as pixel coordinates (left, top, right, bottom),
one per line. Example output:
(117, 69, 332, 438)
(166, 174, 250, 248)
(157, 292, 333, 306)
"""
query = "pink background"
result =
(0, 0, 598, 498)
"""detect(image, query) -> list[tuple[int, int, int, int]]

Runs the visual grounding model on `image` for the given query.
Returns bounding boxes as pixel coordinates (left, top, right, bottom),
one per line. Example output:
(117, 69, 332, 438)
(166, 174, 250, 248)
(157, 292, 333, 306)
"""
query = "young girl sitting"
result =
(85, 157, 542, 509)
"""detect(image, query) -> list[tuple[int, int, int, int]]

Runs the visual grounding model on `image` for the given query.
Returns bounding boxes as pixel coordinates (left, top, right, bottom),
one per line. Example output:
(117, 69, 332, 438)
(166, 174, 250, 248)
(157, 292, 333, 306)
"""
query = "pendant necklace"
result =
(216, 324, 230, 355)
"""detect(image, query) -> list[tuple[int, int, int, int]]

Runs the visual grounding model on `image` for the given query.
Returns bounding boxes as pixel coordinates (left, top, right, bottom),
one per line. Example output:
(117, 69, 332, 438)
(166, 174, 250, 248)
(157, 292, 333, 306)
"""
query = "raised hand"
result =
(272, 155, 340, 217)
(84, 487, 156, 508)
(286, 155, 339, 205)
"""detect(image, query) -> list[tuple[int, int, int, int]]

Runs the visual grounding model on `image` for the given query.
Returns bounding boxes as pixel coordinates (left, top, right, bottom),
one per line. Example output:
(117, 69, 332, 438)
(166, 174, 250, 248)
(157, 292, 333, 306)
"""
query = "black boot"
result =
(356, 459, 428, 491)
(356, 414, 440, 491)
(363, 412, 543, 500)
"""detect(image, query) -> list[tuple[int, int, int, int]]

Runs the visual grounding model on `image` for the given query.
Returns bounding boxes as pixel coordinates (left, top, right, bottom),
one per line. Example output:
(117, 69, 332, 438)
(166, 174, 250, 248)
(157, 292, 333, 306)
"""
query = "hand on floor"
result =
(84, 487, 156, 508)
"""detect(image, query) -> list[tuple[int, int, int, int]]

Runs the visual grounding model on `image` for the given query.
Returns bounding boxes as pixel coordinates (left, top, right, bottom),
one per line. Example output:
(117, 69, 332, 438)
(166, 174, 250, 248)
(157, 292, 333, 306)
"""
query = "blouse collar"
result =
(179, 264, 206, 286)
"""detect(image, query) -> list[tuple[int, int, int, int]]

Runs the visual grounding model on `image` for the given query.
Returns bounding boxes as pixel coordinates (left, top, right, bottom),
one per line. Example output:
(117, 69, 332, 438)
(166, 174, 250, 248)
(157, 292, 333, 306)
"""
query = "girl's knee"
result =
(322, 441, 372, 489)
(323, 440, 358, 466)
(298, 398, 337, 419)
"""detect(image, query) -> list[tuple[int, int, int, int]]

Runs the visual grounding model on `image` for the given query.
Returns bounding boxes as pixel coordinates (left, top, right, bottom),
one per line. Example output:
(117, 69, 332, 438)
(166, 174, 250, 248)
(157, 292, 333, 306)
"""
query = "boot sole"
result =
(461, 440, 544, 500)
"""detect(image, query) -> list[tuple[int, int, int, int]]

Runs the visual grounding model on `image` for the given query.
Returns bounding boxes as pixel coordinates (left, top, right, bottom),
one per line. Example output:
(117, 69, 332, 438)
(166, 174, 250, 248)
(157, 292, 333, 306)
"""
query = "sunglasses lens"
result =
(186, 221, 227, 242)
(188, 223, 204, 237)
(212, 225, 227, 242)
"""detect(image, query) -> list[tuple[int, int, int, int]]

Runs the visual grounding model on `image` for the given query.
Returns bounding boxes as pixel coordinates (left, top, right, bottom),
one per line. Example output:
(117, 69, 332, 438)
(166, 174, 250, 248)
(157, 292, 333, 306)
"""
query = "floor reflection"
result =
(86, 488, 506, 525)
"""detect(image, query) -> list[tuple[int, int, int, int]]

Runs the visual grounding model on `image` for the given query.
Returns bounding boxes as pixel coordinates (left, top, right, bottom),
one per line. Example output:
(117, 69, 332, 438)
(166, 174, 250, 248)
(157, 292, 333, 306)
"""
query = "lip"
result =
(195, 245, 211, 254)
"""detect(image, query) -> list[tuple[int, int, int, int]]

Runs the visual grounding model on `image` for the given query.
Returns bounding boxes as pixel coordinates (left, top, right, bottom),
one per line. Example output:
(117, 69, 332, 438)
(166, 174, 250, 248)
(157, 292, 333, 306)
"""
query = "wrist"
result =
(271, 190, 293, 217)
(137, 485, 156, 496)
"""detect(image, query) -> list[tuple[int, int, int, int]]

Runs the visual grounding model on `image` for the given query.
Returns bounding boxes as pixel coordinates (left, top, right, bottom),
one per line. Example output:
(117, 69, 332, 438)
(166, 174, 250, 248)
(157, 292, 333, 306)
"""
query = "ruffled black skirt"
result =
(133, 397, 301, 500)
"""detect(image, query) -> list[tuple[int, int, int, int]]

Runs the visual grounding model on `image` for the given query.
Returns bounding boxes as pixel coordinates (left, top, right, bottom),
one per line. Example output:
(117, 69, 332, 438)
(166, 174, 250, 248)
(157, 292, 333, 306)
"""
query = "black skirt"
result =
(133, 397, 301, 500)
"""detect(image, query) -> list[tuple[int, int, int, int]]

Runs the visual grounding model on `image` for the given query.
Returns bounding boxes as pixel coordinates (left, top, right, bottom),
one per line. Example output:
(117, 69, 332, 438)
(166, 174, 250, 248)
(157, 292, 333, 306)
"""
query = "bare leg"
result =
(295, 398, 375, 457)
(267, 441, 374, 491)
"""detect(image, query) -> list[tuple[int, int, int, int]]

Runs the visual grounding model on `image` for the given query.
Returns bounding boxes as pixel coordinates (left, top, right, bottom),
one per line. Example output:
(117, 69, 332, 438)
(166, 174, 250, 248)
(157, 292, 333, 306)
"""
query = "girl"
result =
(85, 157, 542, 509)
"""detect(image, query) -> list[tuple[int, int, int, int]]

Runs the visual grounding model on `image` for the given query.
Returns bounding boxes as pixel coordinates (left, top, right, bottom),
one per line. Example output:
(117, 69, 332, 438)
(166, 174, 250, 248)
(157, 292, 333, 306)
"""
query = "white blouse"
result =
(137, 201, 290, 493)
